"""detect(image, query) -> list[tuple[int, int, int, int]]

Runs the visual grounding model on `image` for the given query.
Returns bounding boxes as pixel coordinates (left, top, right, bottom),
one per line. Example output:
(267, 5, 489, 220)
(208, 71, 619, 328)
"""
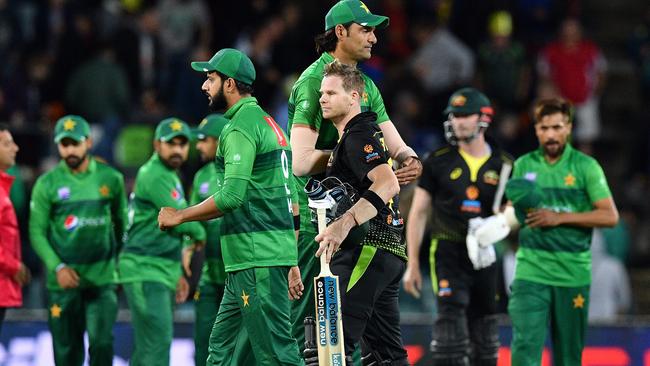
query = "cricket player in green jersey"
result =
(287, 0, 422, 351)
(189, 113, 229, 366)
(119, 117, 206, 366)
(159, 48, 304, 365)
(505, 98, 619, 366)
(29, 115, 127, 366)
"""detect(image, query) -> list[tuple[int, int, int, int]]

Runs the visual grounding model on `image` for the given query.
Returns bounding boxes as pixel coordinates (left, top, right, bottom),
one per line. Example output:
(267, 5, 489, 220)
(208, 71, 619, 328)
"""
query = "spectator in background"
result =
(476, 11, 530, 113)
(0, 123, 30, 333)
(65, 43, 130, 163)
(589, 229, 631, 322)
(538, 18, 607, 149)
(409, 17, 475, 120)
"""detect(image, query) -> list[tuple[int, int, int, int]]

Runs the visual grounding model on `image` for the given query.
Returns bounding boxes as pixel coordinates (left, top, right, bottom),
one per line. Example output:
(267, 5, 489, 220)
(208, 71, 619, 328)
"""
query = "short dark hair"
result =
(314, 23, 352, 54)
(0, 123, 9, 132)
(323, 60, 365, 95)
(534, 98, 573, 123)
(214, 71, 254, 95)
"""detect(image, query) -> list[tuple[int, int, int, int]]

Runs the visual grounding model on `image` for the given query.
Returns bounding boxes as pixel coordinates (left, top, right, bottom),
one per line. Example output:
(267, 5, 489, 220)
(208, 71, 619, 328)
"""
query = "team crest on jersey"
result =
(483, 170, 499, 185)
(438, 279, 452, 297)
(461, 185, 481, 213)
(466, 185, 479, 200)
(199, 182, 210, 195)
(450, 167, 462, 180)
(524, 172, 537, 181)
(64, 215, 79, 231)
(362, 92, 369, 104)
(363, 144, 374, 153)
(57, 187, 70, 200)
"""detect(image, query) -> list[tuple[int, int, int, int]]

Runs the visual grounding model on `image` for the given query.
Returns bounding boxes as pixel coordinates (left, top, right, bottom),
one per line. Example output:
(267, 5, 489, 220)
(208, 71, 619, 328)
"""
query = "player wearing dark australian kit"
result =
(29, 115, 127, 366)
(403, 88, 513, 366)
(159, 48, 304, 365)
(287, 0, 422, 351)
(189, 114, 229, 366)
(119, 117, 206, 366)
(304, 61, 408, 365)
(506, 98, 619, 366)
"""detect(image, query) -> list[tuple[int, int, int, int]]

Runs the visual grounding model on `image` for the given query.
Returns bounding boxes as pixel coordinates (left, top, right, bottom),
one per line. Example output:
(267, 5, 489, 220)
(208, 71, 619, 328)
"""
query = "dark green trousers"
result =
(47, 285, 117, 366)
(123, 281, 174, 366)
(194, 281, 225, 366)
(508, 279, 590, 366)
(207, 267, 304, 366)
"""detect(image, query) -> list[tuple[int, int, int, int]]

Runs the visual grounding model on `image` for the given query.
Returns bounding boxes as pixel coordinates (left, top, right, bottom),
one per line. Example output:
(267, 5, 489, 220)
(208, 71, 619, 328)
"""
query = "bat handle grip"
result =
(317, 208, 333, 275)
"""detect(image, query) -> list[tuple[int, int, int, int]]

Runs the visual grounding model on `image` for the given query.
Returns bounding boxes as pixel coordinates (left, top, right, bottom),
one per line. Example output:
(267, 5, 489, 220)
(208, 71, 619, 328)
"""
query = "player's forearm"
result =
(380, 121, 417, 163)
(29, 234, 62, 272)
(179, 196, 224, 223)
(558, 207, 619, 228)
(406, 212, 427, 267)
(292, 148, 331, 177)
(347, 166, 399, 226)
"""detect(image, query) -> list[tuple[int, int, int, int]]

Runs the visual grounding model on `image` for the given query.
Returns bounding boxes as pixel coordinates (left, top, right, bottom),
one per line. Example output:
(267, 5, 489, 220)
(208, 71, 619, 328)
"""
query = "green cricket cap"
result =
(54, 115, 91, 143)
(195, 114, 229, 140)
(444, 87, 493, 116)
(506, 178, 545, 224)
(325, 0, 389, 31)
(155, 118, 192, 142)
(191, 48, 256, 85)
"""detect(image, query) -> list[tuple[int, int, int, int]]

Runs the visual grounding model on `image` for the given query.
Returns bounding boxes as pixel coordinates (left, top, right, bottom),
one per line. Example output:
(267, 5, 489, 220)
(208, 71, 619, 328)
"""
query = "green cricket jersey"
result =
(29, 158, 127, 290)
(511, 144, 612, 286)
(119, 154, 206, 290)
(287, 51, 390, 236)
(216, 96, 297, 272)
(190, 162, 226, 285)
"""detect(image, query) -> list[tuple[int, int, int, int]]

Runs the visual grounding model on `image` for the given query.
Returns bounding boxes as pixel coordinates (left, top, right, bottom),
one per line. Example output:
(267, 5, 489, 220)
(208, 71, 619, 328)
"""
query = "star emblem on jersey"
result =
(63, 119, 76, 131)
(50, 304, 62, 318)
(564, 173, 576, 186)
(99, 185, 110, 197)
(241, 290, 250, 307)
(362, 92, 369, 103)
(170, 120, 183, 131)
(573, 293, 585, 309)
(363, 144, 374, 153)
(451, 95, 467, 107)
(360, 1, 370, 13)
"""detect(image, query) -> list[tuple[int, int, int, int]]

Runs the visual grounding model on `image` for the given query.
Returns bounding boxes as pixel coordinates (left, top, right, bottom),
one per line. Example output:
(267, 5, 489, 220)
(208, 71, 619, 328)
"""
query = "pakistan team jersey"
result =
(287, 51, 390, 237)
(512, 144, 612, 286)
(119, 154, 206, 290)
(190, 162, 226, 285)
(29, 158, 127, 290)
(216, 96, 297, 272)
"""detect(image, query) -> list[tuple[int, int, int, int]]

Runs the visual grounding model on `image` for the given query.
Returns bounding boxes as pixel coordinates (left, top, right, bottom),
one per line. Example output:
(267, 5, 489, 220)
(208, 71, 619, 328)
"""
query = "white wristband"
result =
(55, 263, 67, 273)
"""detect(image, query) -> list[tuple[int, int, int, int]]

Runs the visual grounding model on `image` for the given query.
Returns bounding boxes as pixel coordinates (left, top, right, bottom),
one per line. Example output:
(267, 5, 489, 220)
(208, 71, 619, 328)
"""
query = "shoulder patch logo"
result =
(451, 95, 466, 107)
(483, 170, 499, 185)
(363, 144, 374, 153)
(199, 182, 210, 195)
(450, 167, 462, 180)
(57, 187, 70, 200)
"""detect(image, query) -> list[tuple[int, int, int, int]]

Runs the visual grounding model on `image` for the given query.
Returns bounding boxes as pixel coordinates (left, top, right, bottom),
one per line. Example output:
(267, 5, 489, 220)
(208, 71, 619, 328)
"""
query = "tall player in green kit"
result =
(190, 113, 229, 366)
(29, 115, 127, 366)
(287, 0, 422, 350)
(119, 117, 206, 366)
(506, 98, 619, 366)
(159, 48, 304, 365)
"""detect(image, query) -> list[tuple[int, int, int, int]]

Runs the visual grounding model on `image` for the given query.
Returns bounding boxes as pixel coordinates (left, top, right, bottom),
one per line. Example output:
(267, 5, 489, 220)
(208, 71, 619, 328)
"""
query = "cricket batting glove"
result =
(473, 214, 510, 247)
(467, 217, 496, 270)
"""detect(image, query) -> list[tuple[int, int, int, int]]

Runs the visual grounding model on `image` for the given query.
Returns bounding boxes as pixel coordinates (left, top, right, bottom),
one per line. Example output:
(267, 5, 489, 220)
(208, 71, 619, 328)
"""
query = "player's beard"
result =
(208, 84, 227, 112)
(162, 154, 185, 170)
(542, 139, 566, 159)
(64, 153, 87, 170)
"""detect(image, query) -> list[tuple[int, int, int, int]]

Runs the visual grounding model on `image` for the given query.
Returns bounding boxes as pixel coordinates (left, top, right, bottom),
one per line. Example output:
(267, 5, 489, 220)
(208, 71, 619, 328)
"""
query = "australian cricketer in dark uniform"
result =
(403, 88, 513, 366)
(304, 61, 409, 365)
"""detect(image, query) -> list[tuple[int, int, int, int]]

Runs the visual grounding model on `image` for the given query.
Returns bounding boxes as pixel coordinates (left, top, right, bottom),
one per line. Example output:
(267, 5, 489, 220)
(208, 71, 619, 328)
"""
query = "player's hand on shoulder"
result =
(402, 264, 422, 299)
(395, 156, 423, 185)
(525, 209, 562, 228)
(288, 266, 304, 300)
(158, 207, 181, 230)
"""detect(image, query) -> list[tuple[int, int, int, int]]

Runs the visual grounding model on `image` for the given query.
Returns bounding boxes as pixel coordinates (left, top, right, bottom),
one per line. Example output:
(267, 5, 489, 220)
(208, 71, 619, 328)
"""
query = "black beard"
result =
(64, 154, 87, 169)
(208, 84, 227, 112)
(161, 154, 184, 169)
(542, 141, 566, 159)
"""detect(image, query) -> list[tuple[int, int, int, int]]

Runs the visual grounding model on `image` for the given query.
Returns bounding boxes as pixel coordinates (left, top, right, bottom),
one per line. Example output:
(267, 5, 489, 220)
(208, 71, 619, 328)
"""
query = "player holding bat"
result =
(303, 60, 409, 366)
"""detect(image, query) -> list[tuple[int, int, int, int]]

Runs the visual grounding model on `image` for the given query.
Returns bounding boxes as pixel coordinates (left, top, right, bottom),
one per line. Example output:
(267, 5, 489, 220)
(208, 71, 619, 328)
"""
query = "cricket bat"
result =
(312, 205, 346, 366)
(492, 162, 512, 214)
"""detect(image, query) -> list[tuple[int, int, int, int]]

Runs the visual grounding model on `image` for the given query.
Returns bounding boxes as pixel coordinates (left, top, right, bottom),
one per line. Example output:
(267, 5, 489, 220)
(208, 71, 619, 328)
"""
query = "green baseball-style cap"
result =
(325, 0, 389, 31)
(506, 178, 545, 224)
(195, 114, 229, 140)
(155, 118, 192, 142)
(190, 48, 256, 85)
(54, 115, 91, 143)
(444, 87, 493, 116)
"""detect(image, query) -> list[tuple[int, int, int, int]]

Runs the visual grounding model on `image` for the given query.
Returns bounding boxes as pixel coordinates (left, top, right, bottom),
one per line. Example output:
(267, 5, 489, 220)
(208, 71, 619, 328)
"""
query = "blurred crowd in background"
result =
(2, 0, 650, 321)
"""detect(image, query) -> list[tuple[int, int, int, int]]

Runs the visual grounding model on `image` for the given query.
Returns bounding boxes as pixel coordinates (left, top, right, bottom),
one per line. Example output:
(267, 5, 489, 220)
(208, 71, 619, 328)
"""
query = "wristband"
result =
(361, 190, 385, 213)
(55, 263, 67, 273)
(293, 214, 301, 231)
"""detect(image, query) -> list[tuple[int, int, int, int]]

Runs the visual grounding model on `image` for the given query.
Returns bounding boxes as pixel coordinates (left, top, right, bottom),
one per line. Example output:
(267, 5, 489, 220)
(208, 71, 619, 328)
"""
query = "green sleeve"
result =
(29, 177, 62, 271)
(290, 77, 323, 130)
(190, 175, 201, 206)
(583, 158, 612, 203)
(142, 172, 206, 242)
(367, 80, 390, 124)
(112, 172, 128, 253)
(213, 130, 255, 213)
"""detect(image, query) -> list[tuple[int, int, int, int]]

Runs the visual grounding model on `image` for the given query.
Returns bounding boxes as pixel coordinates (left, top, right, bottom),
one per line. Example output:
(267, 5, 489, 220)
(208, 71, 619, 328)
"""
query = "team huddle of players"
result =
(28, 1, 619, 366)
